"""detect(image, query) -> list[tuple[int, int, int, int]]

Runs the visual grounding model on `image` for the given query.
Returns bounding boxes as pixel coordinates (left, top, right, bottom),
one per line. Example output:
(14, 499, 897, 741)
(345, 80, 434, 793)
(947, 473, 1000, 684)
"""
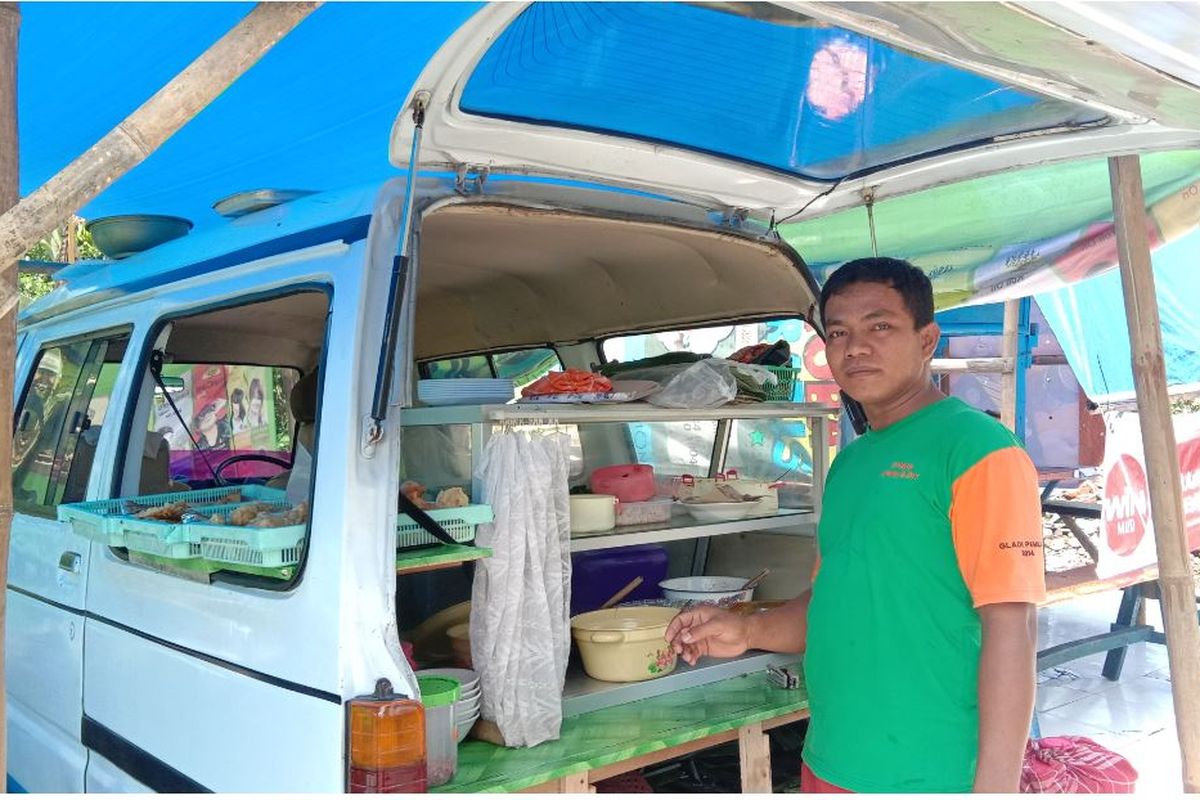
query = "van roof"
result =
(20, 182, 391, 326)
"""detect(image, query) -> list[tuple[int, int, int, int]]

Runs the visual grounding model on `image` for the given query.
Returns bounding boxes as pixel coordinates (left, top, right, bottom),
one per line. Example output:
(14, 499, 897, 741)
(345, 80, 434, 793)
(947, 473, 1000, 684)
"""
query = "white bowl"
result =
(680, 500, 759, 523)
(416, 668, 480, 693)
(455, 712, 479, 744)
(659, 576, 754, 605)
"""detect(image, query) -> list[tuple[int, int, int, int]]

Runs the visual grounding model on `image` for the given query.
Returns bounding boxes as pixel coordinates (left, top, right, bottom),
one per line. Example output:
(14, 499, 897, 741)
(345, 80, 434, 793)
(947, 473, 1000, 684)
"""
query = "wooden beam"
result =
(0, 1, 19, 782)
(1109, 153, 1200, 792)
(1000, 299, 1021, 431)
(0, 2, 320, 317)
(738, 721, 772, 793)
(930, 356, 1015, 374)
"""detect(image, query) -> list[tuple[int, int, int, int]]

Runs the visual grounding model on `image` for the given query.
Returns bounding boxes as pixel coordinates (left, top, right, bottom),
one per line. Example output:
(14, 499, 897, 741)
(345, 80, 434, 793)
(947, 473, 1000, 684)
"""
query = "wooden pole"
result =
(999, 299, 1020, 432)
(0, 1, 19, 782)
(0, 1, 319, 318)
(1109, 153, 1200, 792)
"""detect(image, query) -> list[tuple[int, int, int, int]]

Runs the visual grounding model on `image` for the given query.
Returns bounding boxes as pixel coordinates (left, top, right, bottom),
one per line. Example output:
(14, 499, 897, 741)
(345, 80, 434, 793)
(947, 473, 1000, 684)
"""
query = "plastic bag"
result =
(646, 360, 737, 409)
(1021, 736, 1137, 793)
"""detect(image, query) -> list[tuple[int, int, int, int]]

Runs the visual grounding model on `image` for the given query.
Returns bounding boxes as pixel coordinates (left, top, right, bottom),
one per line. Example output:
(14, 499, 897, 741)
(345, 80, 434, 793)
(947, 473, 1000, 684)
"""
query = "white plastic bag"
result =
(646, 359, 737, 408)
(469, 430, 572, 747)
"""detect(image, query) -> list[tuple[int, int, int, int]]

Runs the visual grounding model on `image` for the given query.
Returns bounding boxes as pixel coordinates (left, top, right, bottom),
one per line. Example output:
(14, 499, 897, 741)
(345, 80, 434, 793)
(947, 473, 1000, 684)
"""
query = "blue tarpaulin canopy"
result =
(18, 2, 479, 227)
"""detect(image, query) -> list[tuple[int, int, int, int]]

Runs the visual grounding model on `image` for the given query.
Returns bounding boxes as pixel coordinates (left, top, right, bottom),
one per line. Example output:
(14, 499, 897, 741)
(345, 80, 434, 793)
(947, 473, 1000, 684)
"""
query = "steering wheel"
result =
(213, 452, 293, 481)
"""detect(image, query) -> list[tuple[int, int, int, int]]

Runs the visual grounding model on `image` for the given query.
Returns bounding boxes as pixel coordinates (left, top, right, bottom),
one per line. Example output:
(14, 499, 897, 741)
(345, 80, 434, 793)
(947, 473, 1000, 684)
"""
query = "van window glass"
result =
(150, 365, 299, 485)
(603, 319, 838, 479)
(120, 290, 328, 587)
(14, 335, 128, 515)
(423, 347, 562, 391)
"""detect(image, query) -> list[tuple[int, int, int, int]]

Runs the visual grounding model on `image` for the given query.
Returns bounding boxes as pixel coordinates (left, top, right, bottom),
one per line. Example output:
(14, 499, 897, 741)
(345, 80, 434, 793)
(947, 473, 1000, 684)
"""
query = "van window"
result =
(150, 364, 299, 485)
(118, 290, 328, 586)
(13, 334, 129, 515)
(603, 319, 835, 480)
(423, 347, 561, 391)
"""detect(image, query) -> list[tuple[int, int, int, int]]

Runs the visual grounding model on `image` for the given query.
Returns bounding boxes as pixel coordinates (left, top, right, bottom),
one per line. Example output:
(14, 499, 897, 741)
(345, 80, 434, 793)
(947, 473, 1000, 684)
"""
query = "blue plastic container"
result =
(571, 545, 668, 615)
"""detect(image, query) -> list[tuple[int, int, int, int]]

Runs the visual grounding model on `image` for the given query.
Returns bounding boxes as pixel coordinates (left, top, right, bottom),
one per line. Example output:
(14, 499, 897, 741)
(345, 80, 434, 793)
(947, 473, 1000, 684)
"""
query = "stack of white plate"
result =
(418, 668, 481, 742)
(417, 379, 515, 407)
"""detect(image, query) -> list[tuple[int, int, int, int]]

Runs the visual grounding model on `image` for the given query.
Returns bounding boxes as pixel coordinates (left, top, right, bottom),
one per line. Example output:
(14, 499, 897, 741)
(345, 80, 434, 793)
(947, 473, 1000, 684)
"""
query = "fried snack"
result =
(136, 501, 191, 522)
(248, 502, 309, 528)
(401, 479, 435, 510)
(209, 513, 228, 525)
(217, 491, 242, 504)
(230, 502, 276, 527)
(435, 487, 469, 509)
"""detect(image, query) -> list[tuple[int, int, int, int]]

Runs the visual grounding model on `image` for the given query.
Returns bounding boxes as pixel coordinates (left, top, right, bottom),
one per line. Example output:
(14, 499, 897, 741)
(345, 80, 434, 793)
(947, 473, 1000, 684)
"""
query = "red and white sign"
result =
(1097, 410, 1200, 578)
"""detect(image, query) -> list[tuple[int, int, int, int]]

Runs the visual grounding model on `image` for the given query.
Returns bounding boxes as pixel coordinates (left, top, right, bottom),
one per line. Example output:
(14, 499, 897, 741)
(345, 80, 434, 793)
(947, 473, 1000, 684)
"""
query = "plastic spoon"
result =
(600, 576, 644, 609)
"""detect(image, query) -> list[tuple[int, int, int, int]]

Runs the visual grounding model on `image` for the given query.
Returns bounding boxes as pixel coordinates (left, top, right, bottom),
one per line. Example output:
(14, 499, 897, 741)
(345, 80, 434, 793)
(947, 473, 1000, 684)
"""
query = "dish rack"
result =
(58, 485, 305, 577)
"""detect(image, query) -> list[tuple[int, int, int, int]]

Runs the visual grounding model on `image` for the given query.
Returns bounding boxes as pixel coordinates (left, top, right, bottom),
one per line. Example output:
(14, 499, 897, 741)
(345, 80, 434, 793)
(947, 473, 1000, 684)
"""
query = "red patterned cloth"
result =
(1021, 736, 1138, 793)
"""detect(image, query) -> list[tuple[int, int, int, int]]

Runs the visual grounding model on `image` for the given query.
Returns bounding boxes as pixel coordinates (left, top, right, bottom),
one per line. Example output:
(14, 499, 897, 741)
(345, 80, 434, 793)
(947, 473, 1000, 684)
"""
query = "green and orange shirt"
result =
(803, 397, 1045, 793)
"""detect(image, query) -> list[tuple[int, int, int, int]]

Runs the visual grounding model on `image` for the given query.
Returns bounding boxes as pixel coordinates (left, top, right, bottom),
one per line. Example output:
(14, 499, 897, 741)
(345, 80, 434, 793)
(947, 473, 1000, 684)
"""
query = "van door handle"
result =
(58, 551, 82, 573)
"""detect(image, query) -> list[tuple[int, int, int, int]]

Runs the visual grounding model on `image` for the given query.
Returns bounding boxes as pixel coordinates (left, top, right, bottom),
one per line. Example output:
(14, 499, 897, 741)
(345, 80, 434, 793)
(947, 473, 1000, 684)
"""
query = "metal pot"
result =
(659, 576, 754, 605)
(570, 606, 678, 682)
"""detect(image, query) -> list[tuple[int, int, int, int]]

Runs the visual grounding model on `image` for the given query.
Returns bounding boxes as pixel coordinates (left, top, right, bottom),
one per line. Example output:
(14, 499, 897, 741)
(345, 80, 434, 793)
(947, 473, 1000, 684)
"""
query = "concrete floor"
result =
(1037, 592, 1185, 795)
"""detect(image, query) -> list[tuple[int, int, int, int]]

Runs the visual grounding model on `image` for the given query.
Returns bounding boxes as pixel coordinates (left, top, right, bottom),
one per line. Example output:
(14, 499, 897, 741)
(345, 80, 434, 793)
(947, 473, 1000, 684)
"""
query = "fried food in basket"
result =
(230, 502, 277, 527)
(247, 501, 309, 528)
(435, 487, 470, 509)
(135, 501, 191, 522)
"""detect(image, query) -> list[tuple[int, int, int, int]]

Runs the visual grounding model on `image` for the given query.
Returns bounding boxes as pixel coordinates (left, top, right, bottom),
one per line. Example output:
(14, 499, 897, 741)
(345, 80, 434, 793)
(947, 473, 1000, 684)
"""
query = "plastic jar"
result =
(418, 676, 461, 787)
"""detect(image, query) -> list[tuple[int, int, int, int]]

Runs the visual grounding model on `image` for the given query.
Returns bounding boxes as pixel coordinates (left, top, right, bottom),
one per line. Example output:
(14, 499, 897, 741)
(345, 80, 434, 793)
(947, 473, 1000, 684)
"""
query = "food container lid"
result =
(418, 676, 461, 707)
(570, 606, 678, 632)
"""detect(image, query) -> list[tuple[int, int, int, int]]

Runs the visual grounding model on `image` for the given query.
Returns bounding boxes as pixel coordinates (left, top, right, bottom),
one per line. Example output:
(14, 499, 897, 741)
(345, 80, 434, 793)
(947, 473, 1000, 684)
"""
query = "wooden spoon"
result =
(600, 576, 644, 609)
(739, 568, 770, 594)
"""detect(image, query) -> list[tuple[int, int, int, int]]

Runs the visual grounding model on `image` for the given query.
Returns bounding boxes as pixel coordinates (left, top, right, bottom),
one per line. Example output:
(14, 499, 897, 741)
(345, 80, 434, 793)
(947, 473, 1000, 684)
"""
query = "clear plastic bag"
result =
(646, 360, 737, 409)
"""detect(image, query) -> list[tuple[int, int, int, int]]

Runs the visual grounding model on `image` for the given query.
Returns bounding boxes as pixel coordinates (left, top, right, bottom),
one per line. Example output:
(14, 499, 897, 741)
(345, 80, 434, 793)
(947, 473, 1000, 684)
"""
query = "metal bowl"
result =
(213, 188, 315, 218)
(85, 214, 193, 259)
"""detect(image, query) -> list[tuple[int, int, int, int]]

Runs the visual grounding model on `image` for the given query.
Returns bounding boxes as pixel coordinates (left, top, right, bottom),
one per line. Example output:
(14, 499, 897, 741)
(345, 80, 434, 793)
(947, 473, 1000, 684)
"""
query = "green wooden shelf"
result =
(396, 543, 491, 575)
(435, 663, 809, 793)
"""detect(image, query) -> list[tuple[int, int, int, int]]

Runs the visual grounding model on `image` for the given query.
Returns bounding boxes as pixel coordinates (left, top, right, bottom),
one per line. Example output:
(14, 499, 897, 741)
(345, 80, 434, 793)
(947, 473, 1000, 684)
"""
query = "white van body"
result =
(9, 2, 1199, 792)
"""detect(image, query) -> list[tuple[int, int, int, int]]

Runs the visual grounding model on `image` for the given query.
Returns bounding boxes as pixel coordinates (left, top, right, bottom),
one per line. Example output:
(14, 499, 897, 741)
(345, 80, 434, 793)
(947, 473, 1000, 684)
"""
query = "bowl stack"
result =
(418, 668, 481, 743)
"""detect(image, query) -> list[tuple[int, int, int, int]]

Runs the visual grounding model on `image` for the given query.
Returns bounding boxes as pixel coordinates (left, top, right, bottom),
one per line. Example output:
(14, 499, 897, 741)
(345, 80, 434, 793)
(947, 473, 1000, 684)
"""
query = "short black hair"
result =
(818, 257, 935, 329)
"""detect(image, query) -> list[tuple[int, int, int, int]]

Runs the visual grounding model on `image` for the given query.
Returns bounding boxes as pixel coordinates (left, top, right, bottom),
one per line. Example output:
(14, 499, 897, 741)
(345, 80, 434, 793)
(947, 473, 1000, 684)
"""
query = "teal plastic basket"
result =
(57, 485, 285, 546)
(396, 504, 494, 549)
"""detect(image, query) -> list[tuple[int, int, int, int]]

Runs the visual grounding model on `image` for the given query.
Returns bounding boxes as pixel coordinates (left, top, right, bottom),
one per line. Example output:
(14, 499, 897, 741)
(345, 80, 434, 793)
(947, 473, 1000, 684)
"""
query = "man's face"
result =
(822, 282, 939, 406)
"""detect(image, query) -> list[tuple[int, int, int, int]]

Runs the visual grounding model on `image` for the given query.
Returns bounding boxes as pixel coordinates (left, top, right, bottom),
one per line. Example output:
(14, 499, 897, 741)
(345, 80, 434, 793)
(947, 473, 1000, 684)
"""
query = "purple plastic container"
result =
(570, 545, 668, 616)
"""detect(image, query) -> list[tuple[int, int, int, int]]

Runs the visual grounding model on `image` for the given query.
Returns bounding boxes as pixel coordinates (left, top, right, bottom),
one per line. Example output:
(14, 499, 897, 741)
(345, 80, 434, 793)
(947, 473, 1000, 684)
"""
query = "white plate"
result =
(680, 500, 759, 523)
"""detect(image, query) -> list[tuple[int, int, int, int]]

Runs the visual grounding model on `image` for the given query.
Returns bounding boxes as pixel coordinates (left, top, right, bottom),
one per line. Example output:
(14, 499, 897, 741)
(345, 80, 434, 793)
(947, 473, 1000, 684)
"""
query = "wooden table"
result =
(435, 664, 809, 793)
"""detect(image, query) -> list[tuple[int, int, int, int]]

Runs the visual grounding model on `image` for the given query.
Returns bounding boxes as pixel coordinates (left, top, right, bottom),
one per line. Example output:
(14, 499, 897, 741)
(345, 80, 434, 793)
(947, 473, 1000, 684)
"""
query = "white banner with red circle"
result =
(1097, 410, 1200, 579)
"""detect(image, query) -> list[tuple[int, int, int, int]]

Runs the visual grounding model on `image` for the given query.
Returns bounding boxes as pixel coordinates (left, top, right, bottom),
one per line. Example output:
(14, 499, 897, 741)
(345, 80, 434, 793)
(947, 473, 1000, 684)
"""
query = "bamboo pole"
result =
(0, 2, 320, 318)
(1109, 154, 1200, 792)
(999, 299, 1020, 432)
(0, 1, 19, 782)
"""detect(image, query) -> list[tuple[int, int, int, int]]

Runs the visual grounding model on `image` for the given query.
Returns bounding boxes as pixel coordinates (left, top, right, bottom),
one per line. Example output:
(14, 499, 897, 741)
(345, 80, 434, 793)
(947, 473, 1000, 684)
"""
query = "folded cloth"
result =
(1021, 736, 1138, 793)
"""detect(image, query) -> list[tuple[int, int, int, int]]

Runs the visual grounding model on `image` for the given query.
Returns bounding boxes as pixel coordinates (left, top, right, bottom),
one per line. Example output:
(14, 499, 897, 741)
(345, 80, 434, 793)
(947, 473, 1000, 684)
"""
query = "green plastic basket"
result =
(397, 505, 494, 549)
(762, 366, 801, 402)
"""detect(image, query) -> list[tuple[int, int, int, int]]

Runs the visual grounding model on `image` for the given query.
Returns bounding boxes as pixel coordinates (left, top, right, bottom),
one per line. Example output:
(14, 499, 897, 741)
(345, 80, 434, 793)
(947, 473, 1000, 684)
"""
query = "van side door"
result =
(6, 332, 129, 793)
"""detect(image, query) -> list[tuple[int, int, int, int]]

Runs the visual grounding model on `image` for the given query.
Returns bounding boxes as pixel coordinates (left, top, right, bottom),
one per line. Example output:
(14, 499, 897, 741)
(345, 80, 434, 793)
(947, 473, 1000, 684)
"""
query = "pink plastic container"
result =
(590, 464, 656, 503)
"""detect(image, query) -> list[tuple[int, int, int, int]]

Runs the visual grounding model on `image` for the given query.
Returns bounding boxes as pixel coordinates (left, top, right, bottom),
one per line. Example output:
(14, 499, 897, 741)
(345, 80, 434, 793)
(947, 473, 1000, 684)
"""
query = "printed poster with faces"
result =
(1097, 410, 1200, 578)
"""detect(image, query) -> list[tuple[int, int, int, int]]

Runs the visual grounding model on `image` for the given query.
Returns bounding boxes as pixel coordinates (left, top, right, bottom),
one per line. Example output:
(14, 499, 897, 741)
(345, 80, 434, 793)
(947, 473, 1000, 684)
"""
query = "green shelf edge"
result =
(396, 543, 492, 572)
(435, 663, 809, 793)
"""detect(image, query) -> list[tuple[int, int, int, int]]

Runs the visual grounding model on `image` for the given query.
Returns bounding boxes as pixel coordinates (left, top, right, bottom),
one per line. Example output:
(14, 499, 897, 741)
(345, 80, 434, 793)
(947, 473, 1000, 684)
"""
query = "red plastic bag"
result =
(1021, 736, 1138, 793)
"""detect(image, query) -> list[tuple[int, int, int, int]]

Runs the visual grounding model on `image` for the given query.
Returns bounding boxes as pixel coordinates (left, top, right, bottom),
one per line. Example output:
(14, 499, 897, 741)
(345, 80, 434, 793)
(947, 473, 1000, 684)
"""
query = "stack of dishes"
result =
(418, 668, 481, 743)
(417, 379, 515, 407)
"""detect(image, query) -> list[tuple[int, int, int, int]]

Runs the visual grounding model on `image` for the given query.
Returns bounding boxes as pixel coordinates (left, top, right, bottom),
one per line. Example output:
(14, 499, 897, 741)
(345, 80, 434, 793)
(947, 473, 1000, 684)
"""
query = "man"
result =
(666, 257, 1044, 793)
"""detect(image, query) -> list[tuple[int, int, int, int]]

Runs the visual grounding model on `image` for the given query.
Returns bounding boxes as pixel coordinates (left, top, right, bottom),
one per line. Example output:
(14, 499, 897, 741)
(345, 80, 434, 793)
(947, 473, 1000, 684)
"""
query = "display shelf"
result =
(400, 400, 837, 427)
(570, 507, 815, 552)
(562, 650, 797, 717)
(395, 543, 491, 575)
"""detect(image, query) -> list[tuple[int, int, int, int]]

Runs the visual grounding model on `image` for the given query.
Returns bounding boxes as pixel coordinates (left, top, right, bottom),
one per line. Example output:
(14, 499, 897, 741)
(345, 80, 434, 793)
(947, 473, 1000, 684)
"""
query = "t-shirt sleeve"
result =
(950, 446, 1047, 607)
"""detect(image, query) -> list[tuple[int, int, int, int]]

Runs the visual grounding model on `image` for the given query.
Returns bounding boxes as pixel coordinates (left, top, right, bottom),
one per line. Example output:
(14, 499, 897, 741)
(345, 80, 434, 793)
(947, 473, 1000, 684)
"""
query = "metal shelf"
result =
(570, 508, 815, 552)
(400, 401, 836, 427)
(562, 650, 799, 717)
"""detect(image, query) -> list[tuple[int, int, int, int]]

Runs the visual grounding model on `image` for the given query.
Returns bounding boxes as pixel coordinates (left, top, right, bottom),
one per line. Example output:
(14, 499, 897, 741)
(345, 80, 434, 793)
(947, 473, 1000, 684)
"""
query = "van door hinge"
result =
(720, 207, 750, 229)
(454, 164, 490, 196)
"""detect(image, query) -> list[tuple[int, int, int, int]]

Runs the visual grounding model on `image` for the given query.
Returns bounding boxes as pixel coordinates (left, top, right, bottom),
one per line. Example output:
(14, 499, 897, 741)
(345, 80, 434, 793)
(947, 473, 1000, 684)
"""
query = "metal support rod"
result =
(1109, 153, 1200, 792)
(691, 419, 734, 575)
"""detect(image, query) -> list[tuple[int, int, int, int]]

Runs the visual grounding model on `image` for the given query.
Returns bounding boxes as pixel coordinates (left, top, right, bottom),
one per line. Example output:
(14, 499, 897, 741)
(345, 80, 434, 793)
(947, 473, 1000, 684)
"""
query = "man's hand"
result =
(664, 605, 751, 665)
